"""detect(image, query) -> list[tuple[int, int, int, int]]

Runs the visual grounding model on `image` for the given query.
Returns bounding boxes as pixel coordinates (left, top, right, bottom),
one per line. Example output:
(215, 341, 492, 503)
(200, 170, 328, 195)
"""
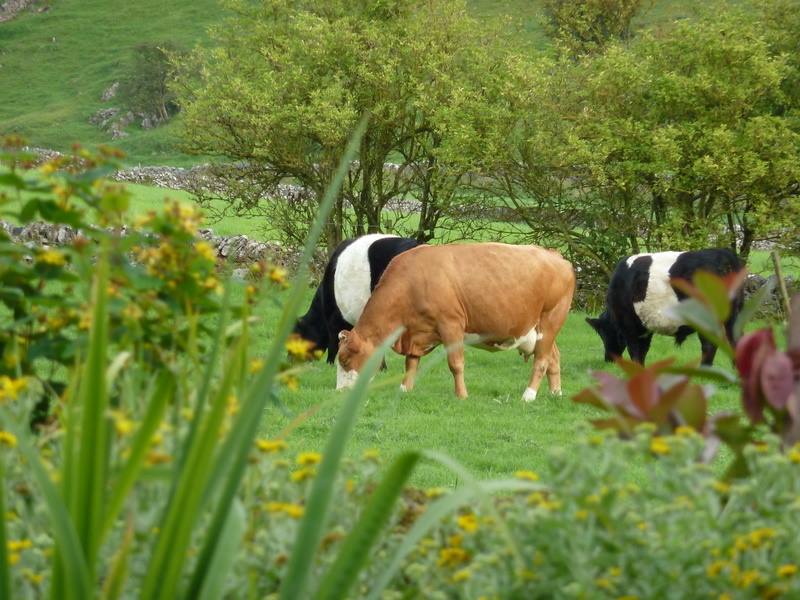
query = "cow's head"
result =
(586, 311, 625, 362)
(336, 330, 374, 390)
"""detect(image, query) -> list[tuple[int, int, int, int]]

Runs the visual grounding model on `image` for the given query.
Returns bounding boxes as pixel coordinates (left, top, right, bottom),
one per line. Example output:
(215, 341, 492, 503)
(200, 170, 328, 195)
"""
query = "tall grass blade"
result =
(197, 499, 246, 600)
(279, 329, 400, 600)
(315, 451, 420, 600)
(11, 421, 91, 599)
(140, 338, 245, 599)
(73, 243, 111, 573)
(100, 517, 134, 600)
(184, 117, 368, 599)
(100, 369, 175, 543)
(0, 459, 11, 600)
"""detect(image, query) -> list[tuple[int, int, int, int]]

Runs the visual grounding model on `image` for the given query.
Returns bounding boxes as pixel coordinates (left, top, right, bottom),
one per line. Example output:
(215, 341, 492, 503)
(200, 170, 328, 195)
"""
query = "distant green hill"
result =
(0, 0, 699, 165)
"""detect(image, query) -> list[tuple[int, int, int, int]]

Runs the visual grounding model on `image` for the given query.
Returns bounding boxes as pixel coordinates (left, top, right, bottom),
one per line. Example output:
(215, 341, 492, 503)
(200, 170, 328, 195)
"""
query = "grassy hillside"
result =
(1, 0, 707, 165)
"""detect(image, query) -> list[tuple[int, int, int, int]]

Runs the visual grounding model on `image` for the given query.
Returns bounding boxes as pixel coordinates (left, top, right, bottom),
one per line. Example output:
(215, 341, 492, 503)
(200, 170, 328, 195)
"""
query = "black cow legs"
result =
(699, 335, 717, 366)
(626, 333, 653, 364)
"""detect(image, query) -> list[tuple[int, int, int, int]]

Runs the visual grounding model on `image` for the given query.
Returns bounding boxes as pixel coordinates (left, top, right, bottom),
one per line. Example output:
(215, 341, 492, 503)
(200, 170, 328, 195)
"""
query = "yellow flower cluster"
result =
(527, 491, 561, 511)
(0, 376, 27, 402)
(297, 451, 322, 466)
(456, 513, 479, 533)
(789, 444, 800, 464)
(649, 437, 670, 455)
(290, 467, 316, 483)
(0, 431, 17, 448)
(264, 501, 305, 519)
(286, 336, 316, 361)
(36, 248, 66, 267)
(256, 439, 287, 454)
(514, 470, 540, 481)
(733, 527, 777, 554)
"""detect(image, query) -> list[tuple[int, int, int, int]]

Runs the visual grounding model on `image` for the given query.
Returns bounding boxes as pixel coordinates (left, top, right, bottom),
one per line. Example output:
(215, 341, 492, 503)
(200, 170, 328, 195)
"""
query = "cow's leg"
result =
(699, 335, 717, 366)
(401, 355, 419, 392)
(447, 346, 468, 399)
(546, 342, 562, 396)
(626, 332, 652, 365)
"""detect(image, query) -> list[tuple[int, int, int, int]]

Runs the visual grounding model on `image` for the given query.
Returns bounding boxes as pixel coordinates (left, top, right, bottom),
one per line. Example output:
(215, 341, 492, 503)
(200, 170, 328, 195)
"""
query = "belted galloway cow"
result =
(586, 248, 744, 365)
(336, 242, 576, 400)
(294, 234, 419, 363)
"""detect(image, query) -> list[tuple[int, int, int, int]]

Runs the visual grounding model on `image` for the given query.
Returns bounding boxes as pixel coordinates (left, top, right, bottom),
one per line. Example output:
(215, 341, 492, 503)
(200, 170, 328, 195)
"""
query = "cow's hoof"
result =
(399, 384, 409, 392)
(522, 387, 537, 402)
(551, 389, 563, 397)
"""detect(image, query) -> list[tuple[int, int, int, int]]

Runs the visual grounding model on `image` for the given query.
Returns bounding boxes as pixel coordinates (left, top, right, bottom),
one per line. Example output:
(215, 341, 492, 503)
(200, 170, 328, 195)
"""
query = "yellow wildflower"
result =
(256, 439, 287, 454)
(264, 502, 284, 513)
(719, 594, 732, 600)
(706, 560, 727, 578)
(456, 514, 479, 533)
(595, 578, 613, 590)
(749, 528, 777, 548)
(448, 534, 463, 547)
(452, 568, 472, 582)
(8, 552, 19, 566)
(194, 241, 216, 262)
(290, 467, 315, 482)
(437, 547, 469, 567)
(650, 437, 670, 455)
(789, 444, 800, 464)
(283, 503, 304, 519)
(0, 376, 27, 401)
(297, 451, 322, 466)
(145, 451, 172, 466)
(280, 373, 299, 391)
(425, 487, 446, 499)
(249, 358, 265, 374)
(712, 481, 730, 494)
(268, 266, 288, 285)
(7, 539, 32, 552)
(0, 431, 17, 448)
(110, 410, 136, 437)
(226, 394, 240, 416)
(37, 248, 66, 266)
(675, 425, 696, 437)
(778, 564, 798, 578)
(514, 469, 540, 481)
(286, 336, 315, 360)
(362, 448, 380, 462)
(608, 567, 622, 578)
(22, 569, 44, 585)
(575, 509, 589, 520)
(736, 569, 761, 588)
(618, 596, 638, 600)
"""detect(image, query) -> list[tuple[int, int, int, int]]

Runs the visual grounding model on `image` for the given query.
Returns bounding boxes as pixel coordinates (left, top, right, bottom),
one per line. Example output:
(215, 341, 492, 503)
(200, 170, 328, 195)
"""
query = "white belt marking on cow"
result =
(333, 233, 398, 325)
(627, 251, 686, 334)
(464, 326, 541, 356)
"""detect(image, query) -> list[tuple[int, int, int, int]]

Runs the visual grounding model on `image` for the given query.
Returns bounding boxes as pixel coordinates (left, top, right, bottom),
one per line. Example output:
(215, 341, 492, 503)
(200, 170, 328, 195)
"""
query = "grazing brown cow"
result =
(336, 243, 575, 400)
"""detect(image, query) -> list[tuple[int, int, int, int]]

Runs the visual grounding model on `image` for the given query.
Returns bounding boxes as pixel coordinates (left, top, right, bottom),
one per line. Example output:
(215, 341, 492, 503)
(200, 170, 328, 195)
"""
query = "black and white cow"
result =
(586, 249, 744, 365)
(293, 234, 420, 363)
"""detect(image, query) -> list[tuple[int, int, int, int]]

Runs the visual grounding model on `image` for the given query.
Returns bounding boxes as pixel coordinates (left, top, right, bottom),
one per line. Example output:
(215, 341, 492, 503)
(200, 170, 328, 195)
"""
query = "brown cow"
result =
(336, 243, 575, 400)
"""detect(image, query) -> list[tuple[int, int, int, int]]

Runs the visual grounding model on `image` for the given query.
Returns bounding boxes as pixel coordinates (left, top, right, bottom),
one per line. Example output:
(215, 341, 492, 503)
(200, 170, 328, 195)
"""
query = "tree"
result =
(473, 7, 800, 302)
(541, 0, 648, 58)
(121, 42, 183, 122)
(175, 0, 516, 253)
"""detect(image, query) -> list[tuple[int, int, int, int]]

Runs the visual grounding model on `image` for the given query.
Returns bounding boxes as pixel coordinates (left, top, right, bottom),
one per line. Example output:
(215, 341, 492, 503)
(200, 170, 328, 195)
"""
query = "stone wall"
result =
(0, 220, 327, 277)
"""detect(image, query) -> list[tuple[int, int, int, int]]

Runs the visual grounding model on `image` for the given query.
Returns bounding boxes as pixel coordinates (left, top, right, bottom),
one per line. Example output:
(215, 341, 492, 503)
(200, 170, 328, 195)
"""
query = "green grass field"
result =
(1, 0, 711, 165)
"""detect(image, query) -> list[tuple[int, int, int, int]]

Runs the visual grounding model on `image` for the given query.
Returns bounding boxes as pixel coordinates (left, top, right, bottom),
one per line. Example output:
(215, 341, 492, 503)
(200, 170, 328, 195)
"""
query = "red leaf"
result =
(626, 369, 660, 415)
(735, 328, 775, 378)
(760, 352, 795, 410)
